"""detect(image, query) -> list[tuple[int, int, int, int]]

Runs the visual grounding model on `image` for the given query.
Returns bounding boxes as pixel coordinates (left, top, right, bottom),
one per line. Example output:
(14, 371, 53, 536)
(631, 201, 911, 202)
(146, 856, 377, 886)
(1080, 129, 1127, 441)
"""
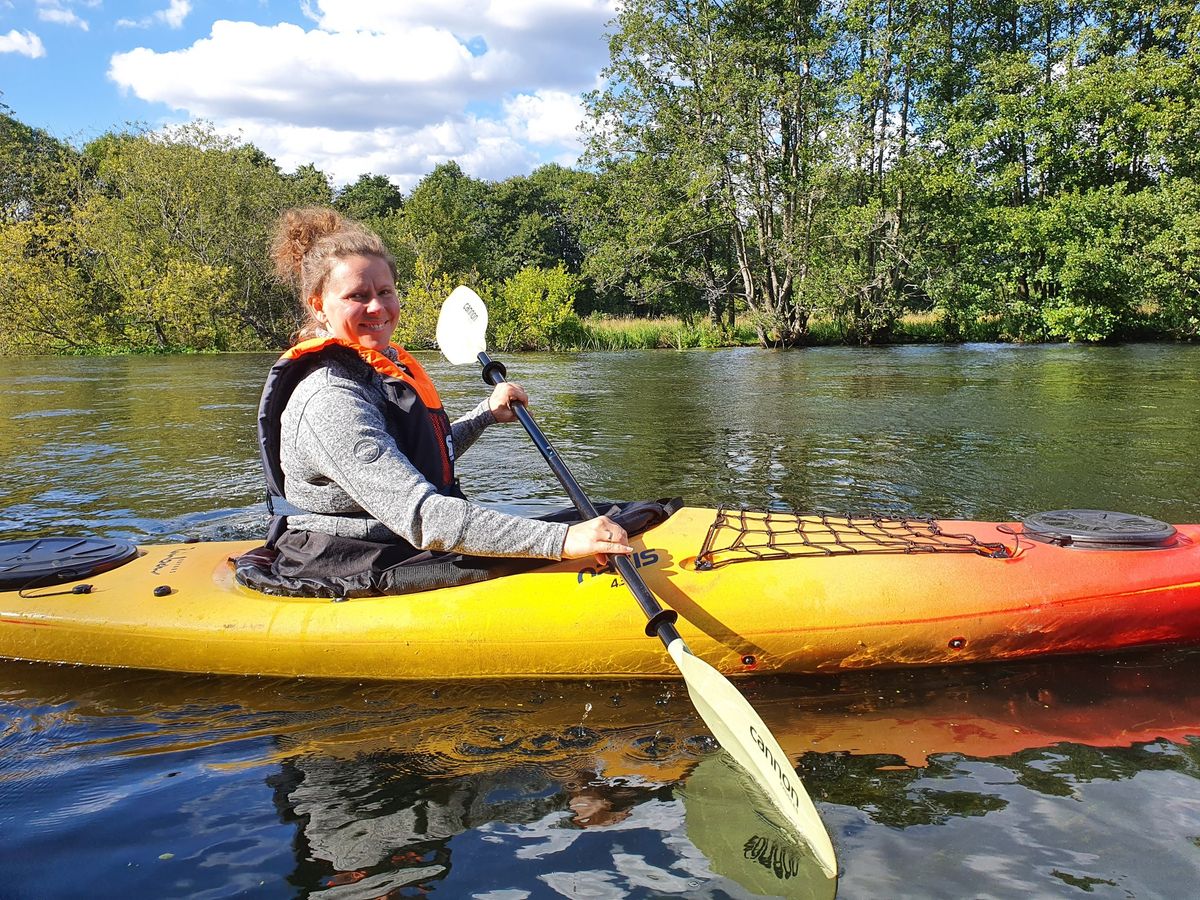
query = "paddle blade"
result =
(436, 285, 489, 365)
(668, 638, 837, 878)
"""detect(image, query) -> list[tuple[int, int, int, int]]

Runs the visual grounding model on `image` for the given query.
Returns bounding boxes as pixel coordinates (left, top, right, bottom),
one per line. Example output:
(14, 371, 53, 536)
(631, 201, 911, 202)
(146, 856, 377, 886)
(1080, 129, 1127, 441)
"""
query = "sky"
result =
(0, 0, 618, 188)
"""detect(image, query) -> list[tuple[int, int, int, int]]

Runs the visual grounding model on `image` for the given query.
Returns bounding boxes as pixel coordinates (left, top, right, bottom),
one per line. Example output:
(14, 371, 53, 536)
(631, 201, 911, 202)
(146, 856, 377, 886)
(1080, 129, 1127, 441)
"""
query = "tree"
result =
(820, 0, 931, 343)
(390, 255, 450, 349)
(393, 161, 489, 284)
(913, 0, 1200, 341)
(0, 218, 107, 354)
(72, 123, 321, 350)
(287, 162, 334, 207)
(484, 164, 594, 280)
(581, 154, 741, 323)
(586, 0, 843, 346)
(489, 265, 584, 351)
(0, 111, 76, 223)
(335, 173, 404, 222)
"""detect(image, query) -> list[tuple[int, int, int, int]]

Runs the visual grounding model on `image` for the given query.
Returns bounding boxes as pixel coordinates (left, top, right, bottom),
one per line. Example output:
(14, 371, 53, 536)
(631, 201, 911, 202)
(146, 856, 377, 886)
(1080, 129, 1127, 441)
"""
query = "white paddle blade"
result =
(436, 285, 489, 365)
(668, 638, 838, 878)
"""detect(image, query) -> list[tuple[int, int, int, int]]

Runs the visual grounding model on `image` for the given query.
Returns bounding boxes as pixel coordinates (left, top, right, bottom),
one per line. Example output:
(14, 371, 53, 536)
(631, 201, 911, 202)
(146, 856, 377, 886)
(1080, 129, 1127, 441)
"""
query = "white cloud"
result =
(117, 0, 192, 31)
(36, 0, 99, 30)
(504, 90, 586, 147)
(37, 5, 89, 30)
(213, 114, 534, 190)
(111, 21, 478, 129)
(0, 29, 45, 58)
(106, 1, 615, 186)
(160, 0, 191, 28)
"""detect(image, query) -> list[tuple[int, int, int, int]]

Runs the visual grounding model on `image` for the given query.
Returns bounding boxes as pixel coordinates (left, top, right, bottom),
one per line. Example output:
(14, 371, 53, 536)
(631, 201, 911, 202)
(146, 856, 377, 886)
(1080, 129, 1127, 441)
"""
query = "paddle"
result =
(436, 286, 837, 878)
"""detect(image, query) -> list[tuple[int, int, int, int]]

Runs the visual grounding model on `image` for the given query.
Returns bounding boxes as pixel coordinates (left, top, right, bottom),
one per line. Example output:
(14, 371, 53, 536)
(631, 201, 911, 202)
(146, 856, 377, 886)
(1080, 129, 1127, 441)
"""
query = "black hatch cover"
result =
(0, 536, 139, 590)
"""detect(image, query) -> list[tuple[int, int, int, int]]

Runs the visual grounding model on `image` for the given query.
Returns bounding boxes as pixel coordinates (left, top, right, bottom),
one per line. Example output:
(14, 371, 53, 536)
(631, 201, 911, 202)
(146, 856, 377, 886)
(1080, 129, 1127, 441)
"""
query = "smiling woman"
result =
(268, 206, 400, 348)
(249, 207, 632, 595)
(313, 253, 400, 350)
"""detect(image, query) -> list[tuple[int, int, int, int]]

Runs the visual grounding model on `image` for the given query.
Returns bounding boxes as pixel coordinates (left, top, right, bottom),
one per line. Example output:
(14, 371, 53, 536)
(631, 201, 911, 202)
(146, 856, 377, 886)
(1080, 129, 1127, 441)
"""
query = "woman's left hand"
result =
(488, 382, 529, 423)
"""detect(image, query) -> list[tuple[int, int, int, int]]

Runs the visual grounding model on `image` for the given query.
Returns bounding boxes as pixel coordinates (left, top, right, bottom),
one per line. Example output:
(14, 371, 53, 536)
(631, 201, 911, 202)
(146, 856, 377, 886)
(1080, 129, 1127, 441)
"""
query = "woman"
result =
(254, 207, 630, 596)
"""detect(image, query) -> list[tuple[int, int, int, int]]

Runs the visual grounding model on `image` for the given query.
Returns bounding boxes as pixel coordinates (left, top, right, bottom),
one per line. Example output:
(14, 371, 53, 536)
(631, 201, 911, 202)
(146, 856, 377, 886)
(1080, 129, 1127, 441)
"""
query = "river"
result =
(1, 344, 1199, 897)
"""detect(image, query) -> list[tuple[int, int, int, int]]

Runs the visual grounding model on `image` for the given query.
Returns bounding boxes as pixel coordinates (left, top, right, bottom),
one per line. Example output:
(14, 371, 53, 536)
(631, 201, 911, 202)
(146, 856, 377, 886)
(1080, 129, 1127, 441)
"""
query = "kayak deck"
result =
(2, 507, 1200, 679)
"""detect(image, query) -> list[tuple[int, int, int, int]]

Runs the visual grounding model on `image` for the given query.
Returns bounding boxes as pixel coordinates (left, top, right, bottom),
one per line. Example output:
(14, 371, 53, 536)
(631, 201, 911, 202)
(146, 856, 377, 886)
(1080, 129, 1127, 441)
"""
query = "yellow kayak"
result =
(3, 506, 1200, 679)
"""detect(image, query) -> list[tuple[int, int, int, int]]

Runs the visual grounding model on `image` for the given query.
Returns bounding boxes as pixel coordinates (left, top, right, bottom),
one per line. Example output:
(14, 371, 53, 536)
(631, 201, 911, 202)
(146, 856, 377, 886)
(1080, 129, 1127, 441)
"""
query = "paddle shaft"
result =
(479, 352, 681, 646)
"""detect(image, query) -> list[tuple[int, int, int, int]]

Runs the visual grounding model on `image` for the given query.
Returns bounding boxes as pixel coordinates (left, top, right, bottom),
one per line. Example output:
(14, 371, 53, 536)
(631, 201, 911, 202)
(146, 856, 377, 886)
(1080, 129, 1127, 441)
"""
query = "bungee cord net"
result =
(695, 507, 1013, 570)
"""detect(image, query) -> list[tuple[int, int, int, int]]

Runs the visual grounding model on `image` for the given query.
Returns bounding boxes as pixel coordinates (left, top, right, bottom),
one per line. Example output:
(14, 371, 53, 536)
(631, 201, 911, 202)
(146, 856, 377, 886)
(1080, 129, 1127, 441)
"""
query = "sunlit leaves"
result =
(489, 265, 584, 352)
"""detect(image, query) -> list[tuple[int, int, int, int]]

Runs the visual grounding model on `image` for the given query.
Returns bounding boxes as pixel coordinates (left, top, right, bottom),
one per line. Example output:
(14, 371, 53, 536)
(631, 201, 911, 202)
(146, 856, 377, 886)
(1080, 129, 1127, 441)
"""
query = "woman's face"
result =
(312, 254, 399, 351)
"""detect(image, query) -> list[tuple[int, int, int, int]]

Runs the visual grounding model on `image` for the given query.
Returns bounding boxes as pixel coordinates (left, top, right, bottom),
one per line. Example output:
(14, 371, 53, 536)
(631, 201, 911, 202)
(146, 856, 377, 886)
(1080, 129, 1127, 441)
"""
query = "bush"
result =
(394, 255, 451, 349)
(489, 265, 583, 351)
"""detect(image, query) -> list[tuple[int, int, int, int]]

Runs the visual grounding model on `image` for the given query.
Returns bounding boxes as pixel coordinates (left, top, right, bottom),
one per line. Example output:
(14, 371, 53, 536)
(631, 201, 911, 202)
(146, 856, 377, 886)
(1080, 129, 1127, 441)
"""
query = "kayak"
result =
(2, 506, 1199, 679)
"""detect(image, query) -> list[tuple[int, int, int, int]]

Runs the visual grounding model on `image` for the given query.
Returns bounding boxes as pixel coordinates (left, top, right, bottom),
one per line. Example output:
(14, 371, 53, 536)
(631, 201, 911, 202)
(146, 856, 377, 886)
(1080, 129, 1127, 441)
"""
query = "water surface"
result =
(2, 345, 1199, 897)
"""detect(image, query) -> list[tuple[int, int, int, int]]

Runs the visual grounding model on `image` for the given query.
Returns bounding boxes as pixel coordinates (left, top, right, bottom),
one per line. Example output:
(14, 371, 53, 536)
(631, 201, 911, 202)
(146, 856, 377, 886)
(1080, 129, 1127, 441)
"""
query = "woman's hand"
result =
(488, 382, 528, 423)
(562, 515, 633, 565)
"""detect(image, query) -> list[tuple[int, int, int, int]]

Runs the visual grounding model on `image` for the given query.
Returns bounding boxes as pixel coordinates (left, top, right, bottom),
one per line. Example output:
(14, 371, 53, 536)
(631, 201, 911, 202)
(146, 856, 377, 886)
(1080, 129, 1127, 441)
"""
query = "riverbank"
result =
(573, 310, 1182, 351)
(4, 310, 1192, 357)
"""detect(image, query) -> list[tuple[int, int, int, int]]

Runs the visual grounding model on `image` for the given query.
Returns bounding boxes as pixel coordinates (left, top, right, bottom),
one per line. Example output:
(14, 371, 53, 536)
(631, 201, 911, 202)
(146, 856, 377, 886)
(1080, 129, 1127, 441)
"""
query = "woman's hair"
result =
(269, 207, 398, 342)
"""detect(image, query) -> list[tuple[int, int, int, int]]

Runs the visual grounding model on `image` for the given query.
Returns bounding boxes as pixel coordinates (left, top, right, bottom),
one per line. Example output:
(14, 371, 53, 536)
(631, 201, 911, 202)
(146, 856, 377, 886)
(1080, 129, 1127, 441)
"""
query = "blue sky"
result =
(0, 0, 616, 187)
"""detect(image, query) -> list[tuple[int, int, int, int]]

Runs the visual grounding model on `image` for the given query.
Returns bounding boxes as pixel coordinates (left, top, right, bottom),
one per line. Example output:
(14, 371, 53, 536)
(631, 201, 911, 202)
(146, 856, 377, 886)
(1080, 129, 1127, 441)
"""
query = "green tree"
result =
(484, 164, 593, 280)
(72, 123, 319, 350)
(392, 255, 452, 349)
(0, 111, 76, 223)
(587, 0, 843, 346)
(0, 218, 107, 354)
(915, 0, 1200, 341)
(0, 109, 100, 353)
(335, 173, 404, 222)
(581, 154, 741, 323)
(1133, 176, 1200, 339)
(287, 162, 334, 207)
(394, 161, 489, 283)
(489, 265, 584, 351)
(821, 0, 932, 343)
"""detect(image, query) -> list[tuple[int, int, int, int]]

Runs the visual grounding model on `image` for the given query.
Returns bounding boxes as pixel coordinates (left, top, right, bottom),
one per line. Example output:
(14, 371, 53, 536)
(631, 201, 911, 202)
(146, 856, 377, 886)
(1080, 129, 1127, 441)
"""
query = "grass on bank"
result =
(576, 310, 954, 350)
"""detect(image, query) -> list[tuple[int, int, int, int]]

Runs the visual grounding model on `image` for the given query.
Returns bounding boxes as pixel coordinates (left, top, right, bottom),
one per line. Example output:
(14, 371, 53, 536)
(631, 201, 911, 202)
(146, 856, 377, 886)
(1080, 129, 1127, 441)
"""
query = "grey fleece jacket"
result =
(279, 350, 568, 558)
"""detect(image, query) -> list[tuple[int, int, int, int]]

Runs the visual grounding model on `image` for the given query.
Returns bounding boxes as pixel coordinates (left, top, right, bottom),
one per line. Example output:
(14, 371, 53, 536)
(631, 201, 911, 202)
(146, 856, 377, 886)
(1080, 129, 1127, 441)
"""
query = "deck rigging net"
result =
(696, 508, 1013, 570)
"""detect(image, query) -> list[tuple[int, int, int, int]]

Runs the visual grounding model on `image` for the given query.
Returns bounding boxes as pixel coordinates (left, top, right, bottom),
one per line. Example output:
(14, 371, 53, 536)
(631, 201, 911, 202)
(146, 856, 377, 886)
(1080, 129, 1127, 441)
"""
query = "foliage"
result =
(1136, 177, 1200, 339)
(483, 164, 594, 283)
(0, 111, 76, 223)
(0, 219, 103, 354)
(393, 162, 489, 284)
(914, 0, 1200, 343)
(335, 173, 404, 223)
(392, 256, 452, 350)
(74, 122, 322, 350)
(3, 1, 1200, 355)
(585, 0, 844, 346)
(488, 265, 585, 352)
(287, 163, 334, 207)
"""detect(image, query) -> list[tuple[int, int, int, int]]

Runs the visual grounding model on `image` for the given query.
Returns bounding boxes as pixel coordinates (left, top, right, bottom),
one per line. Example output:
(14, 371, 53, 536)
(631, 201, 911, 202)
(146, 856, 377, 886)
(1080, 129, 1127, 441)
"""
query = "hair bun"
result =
(270, 207, 346, 288)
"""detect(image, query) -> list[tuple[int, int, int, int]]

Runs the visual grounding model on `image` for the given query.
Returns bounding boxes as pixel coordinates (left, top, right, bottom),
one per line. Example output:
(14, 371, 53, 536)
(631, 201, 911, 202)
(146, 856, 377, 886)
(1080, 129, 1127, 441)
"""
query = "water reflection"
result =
(3, 649, 1200, 896)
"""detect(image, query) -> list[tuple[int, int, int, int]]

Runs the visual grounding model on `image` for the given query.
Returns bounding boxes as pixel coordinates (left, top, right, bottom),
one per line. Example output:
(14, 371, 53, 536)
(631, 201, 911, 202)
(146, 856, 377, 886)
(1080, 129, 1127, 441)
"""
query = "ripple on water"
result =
(10, 408, 94, 420)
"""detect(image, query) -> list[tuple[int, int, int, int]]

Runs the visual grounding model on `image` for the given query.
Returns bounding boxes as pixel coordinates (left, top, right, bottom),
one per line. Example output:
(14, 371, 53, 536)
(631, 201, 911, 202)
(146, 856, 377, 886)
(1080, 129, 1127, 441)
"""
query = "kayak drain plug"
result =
(153, 585, 172, 597)
(948, 637, 967, 650)
(741, 655, 757, 668)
